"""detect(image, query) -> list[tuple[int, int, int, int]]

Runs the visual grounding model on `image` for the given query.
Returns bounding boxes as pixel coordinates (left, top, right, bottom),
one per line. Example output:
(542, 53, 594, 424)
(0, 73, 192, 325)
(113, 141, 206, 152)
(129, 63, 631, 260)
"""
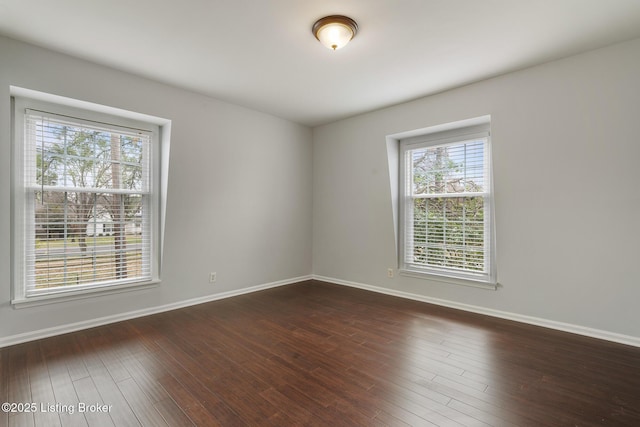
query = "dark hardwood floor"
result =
(2, 280, 640, 426)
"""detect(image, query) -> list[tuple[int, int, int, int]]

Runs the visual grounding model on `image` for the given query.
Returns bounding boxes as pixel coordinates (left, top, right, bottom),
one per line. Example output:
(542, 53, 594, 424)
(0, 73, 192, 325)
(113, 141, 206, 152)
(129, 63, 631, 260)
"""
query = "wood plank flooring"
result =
(1, 280, 640, 426)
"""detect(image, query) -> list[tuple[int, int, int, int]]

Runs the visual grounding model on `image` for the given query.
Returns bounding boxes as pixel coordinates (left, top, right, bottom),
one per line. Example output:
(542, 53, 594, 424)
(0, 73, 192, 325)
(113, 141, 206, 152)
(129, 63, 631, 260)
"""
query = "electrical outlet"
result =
(387, 268, 394, 278)
(209, 272, 217, 283)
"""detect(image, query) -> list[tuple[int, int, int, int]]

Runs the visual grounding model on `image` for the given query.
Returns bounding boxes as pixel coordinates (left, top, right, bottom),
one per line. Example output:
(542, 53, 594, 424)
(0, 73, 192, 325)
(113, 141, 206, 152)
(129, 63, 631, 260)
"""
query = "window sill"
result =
(399, 269, 497, 290)
(11, 280, 161, 309)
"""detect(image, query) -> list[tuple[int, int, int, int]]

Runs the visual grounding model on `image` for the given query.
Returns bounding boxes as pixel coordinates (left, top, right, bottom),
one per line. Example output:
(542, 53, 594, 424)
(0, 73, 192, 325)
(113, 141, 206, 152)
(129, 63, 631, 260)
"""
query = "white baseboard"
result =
(0, 275, 312, 348)
(312, 275, 640, 348)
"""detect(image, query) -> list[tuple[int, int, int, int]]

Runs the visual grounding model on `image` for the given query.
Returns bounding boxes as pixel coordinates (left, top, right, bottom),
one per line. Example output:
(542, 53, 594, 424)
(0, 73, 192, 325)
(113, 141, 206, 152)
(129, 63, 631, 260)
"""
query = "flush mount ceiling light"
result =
(312, 15, 358, 50)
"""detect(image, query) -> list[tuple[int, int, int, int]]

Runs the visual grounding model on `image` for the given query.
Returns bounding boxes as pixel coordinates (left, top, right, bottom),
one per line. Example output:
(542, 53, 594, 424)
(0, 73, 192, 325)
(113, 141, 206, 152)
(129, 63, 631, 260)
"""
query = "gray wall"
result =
(0, 36, 313, 341)
(312, 38, 640, 339)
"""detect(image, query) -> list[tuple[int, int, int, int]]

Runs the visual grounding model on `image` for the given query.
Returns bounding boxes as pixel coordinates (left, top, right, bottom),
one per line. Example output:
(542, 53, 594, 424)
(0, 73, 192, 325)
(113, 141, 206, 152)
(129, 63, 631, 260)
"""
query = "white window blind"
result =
(400, 123, 495, 285)
(22, 109, 153, 296)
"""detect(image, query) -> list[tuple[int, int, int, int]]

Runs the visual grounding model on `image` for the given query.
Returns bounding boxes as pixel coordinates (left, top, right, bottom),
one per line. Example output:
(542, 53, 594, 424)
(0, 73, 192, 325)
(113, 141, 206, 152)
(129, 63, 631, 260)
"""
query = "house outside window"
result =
(12, 89, 167, 305)
(399, 121, 496, 287)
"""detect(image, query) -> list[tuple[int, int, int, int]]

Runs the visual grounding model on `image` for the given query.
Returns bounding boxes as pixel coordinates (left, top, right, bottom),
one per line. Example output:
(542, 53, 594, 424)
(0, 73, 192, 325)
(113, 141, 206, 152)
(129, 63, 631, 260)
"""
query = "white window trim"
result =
(397, 118, 497, 290)
(11, 87, 170, 307)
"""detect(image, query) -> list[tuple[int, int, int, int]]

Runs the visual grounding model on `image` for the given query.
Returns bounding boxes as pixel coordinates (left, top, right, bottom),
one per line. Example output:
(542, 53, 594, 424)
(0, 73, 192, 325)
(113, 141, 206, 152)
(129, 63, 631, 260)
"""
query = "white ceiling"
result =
(1, 0, 640, 127)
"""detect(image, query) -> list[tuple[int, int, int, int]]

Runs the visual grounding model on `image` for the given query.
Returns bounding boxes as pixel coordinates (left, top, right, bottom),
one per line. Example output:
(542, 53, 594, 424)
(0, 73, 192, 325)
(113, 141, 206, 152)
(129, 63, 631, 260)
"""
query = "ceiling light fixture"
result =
(312, 15, 358, 51)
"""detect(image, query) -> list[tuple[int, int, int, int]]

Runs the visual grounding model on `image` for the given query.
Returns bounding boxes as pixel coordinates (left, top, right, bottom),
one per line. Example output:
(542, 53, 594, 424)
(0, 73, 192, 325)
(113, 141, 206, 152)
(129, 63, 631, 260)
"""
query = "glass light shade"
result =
(316, 23, 354, 50)
(312, 16, 358, 51)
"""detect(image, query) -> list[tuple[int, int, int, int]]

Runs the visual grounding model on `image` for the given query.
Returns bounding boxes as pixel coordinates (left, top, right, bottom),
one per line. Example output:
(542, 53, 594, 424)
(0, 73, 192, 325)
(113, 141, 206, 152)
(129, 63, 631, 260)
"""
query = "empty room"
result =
(1, 1, 640, 426)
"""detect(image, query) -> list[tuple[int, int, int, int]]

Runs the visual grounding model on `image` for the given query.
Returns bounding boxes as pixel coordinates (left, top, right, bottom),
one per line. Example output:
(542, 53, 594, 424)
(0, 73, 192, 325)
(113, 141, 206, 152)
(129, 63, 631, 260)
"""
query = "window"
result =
(12, 90, 167, 305)
(399, 122, 496, 287)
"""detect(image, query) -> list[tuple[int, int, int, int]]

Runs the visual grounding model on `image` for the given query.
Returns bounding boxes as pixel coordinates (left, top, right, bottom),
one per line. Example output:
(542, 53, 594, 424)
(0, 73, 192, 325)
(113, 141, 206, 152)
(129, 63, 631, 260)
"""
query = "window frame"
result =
(11, 90, 165, 307)
(398, 122, 497, 289)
